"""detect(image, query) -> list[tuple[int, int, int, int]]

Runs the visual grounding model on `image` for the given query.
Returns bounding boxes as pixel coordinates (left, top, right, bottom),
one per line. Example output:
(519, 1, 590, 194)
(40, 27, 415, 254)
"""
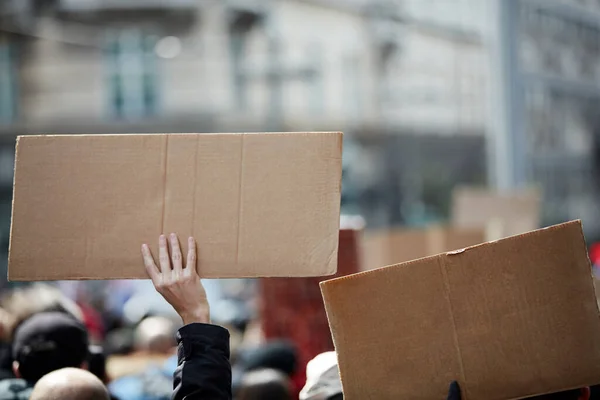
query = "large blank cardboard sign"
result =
(9, 132, 342, 280)
(321, 221, 600, 400)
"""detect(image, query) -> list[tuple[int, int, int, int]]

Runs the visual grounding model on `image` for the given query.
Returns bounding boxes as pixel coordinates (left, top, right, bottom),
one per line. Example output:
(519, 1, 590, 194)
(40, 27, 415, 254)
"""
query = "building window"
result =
(105, 30, 159, 120)
(0, 41, 17, 124)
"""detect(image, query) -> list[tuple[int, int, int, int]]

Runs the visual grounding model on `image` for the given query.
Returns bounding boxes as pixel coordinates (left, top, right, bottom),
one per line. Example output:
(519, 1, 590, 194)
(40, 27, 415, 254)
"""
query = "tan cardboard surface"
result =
(451, 187, 541, 239)
(594, 279, 600, 308)
(360, 226, 485, 271)
(9, 132, 342, 280)
(321, 221, 600, 400)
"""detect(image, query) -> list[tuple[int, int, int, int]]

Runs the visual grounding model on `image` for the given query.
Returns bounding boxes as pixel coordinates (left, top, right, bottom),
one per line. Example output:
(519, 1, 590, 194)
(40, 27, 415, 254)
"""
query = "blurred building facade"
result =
(0, 0, 490, 133)
(497, 0, 600, 238)
(0, 0, 599, 280)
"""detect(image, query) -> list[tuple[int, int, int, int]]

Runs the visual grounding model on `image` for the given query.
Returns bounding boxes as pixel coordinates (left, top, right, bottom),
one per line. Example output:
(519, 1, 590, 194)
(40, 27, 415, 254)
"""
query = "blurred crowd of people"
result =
(0, 228, 346, 400)
(0, 282, 343, 400)
(0, 230, 600, 400)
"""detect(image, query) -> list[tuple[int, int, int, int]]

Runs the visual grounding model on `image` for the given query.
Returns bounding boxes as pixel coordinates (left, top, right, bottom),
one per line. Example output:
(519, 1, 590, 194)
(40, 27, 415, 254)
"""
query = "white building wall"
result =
(162, 2, 233, 117)
(379, 0, 490, 134)
(21, 19, 105, 124)
(13, 0, 493, 135)
(382, 29, 488, 134)
(237, 0, 378, 128)
(274, 1, 375, 126)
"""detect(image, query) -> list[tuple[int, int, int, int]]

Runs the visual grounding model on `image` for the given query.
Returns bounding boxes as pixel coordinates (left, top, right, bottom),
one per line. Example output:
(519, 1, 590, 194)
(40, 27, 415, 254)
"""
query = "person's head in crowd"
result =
(29, 368, 109, 400)
(103, 327, 135, 356)
(299, 351, 343, 400)
(1, 284, 83, 338)
(237, 368, 291, 400)
(234, 340, 298, 397)
(239, 340, 297, 377)
(133, 316, 176, 354)
(12, 312, 89, 383)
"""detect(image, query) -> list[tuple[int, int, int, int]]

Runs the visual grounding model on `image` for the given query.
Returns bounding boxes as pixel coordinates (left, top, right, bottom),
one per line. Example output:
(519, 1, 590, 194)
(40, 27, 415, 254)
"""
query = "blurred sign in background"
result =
(0, 0, 599, 289)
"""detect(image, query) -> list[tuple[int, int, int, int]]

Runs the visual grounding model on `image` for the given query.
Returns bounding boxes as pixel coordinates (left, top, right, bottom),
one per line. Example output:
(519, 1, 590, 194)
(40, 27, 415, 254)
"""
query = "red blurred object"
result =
(260, 229, 361, 396)
(78, 302, 105, 343)
(590, 243, 600, 265)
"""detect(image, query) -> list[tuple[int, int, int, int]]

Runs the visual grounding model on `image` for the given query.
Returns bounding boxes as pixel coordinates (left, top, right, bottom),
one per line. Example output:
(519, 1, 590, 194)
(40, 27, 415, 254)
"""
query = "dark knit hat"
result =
(12, 312, 89, 382)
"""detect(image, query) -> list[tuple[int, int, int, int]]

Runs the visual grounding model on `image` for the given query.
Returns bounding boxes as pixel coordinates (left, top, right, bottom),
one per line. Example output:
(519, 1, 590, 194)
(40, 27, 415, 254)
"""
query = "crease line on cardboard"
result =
(191, 135, 200, 240)
(83, 221, 90, 277)
(160, 135, 170, 234)
(235, 133, 245, 264)
(438, 256, 468, 400)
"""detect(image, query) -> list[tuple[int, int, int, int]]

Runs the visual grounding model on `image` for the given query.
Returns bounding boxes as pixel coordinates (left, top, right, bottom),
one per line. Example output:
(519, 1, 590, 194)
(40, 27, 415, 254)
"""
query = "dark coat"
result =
(173, 323, 231, 400)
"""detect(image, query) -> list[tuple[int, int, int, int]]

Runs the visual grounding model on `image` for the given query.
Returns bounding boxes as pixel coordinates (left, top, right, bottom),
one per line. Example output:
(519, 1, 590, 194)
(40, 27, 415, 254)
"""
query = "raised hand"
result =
(142, 233, 210, 325)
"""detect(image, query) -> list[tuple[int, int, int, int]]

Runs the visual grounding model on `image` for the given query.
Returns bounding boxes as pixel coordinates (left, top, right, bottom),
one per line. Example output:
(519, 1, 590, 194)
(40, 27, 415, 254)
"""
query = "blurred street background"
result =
(1, 0, 600, 363)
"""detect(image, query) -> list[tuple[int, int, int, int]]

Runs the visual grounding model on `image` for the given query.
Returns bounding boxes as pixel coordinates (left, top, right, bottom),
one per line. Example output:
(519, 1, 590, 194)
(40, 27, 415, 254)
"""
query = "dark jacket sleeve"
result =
(172, 323, 232, 400)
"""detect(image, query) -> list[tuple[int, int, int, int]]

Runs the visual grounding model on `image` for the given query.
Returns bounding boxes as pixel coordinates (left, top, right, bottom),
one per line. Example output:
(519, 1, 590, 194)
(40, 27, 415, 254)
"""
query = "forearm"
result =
(172, 323, 232, 400)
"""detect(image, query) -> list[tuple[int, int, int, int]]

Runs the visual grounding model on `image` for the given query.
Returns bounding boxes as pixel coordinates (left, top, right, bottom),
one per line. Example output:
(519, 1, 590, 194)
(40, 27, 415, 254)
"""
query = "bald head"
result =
(134, 316, 176, 354)
(30, 368, 109, 400)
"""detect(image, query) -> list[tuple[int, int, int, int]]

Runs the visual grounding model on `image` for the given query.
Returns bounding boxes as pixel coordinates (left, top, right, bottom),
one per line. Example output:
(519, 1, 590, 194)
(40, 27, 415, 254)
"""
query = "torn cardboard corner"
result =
(451, 186, 541, 240)
(321, 220, 600, 400)
(9, 132, 343, 280)
(360, 225, 485, 271)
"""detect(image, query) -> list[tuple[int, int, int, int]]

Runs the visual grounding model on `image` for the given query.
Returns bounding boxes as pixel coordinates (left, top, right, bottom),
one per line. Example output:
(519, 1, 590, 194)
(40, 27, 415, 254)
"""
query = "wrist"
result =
(179, 308, 210, 325)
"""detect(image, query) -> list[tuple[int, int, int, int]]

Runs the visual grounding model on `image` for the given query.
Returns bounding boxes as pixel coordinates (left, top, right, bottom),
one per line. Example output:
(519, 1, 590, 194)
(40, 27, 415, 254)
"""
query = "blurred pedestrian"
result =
(0, 284, 84, 380)
(237, 368, 291, 400)
(0, 311, 89, 397)
(29, 368, 109, 400)
(234, 340, 297, 397)
(108, 316, 178, 400)
(134, 316, 177, 355)
(299, 351, 342, 400)
(237, 341, 297, 377)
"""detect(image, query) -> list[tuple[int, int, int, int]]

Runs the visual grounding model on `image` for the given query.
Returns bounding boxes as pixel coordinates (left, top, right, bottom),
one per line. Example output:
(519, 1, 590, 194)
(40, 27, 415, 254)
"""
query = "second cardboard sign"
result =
(321, 220, 600, 400)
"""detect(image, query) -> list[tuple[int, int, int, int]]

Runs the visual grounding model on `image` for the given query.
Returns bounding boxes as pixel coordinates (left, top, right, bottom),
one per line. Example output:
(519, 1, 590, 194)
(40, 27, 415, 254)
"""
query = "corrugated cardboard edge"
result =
(320, 220, 600, 400)
(14, 132, 343, 138)
(329, 131, 344, 276)
(9, 132, 343, 281)
(326, 221, 586, 283)
(7, 137, 22, 281)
